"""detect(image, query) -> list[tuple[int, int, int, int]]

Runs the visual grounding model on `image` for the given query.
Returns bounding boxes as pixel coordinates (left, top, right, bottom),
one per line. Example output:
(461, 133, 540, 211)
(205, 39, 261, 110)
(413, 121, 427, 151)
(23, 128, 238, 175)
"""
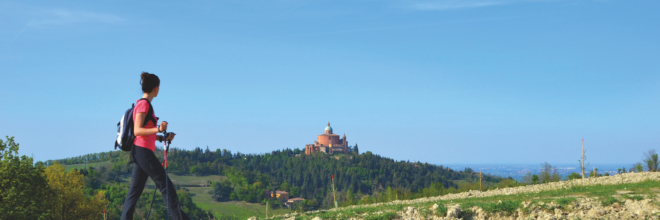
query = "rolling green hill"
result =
(53, 147, 503, 219)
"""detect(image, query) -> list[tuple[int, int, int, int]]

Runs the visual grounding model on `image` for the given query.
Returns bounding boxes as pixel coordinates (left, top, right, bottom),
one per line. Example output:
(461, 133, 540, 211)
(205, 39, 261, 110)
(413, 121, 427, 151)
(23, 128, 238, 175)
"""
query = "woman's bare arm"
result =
(134, 112, 166, 136)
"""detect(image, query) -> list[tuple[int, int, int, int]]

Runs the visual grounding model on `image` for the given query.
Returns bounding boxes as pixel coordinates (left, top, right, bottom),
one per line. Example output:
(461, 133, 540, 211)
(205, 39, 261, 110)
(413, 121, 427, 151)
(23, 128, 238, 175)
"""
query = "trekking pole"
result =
(164, 132, 170, 220)
(146, 130, 174, 220)
(163, 131, 182, 220)
(146, 178, 158, 219)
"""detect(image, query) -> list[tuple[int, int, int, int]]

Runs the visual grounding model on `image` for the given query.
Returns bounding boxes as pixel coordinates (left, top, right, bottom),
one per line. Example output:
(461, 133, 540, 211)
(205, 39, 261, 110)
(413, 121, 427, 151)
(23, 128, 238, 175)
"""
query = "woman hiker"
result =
(121, 72, 189, 220)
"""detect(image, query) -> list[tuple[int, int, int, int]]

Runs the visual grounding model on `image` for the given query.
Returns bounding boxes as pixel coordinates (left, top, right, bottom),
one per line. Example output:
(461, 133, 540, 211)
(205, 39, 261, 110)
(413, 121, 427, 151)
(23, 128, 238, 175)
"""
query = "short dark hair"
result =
(140, 72, 160, 93)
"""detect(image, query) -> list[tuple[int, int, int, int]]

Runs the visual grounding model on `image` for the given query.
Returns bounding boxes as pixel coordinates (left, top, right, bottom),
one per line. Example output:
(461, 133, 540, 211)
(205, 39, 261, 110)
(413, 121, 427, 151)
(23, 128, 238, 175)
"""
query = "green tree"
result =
(635, 163, 644, 173)
(44, 162, 108, 220)
(0, 136, 53, 220)
(291, 200, 307, 213)
(280, 182, 291, 192)
(210, 180, 233, 201)
(566, 173, 581, 180)
(386, 186, 394, 201)
(290, 186, 300, 197)
(496, 178, 518, 188)
(531, 174, 539, 184)
(644, 150, 659, 172)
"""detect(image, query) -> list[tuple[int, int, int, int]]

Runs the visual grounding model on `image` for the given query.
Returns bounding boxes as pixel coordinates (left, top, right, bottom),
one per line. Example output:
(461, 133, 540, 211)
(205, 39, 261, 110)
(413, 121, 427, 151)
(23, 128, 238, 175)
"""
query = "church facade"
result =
(305, 123, 349, 155)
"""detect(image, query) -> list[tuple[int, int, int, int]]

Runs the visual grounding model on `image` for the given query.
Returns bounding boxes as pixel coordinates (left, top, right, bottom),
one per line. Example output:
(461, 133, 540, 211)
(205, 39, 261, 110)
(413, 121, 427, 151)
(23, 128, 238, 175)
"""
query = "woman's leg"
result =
(133, 146, 190, 220)
(121, 163, 149, 220)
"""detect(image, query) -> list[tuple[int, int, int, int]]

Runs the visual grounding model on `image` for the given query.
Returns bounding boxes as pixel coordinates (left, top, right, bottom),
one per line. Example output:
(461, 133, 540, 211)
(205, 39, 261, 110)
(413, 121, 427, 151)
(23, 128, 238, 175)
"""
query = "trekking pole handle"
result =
(162, 132, 174, 152)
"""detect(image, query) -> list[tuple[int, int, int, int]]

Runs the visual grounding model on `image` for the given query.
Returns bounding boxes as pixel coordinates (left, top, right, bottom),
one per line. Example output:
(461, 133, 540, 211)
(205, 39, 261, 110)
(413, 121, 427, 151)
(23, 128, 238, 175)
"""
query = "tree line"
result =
(42, 145, 504, 212)
(159, 146, 503, 210)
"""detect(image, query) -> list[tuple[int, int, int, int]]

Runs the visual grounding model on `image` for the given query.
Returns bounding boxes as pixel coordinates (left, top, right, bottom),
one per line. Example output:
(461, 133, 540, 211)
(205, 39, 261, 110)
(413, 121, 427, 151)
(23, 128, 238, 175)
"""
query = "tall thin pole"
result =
(332, 175, 338, 209)
(581, 139, 586, 179)
(266, 201, 268, 218)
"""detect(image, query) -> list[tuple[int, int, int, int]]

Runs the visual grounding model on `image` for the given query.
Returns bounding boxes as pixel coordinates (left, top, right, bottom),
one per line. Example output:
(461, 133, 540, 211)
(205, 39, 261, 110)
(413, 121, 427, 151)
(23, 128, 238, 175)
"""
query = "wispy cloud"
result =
(273, 16, 510, 38)
(411, 1, 506, 10)
(0, 5, 127, 50)
(411, 1, 505, 11)
(29, 8, 125, 27)
(407, 0, 567, 11)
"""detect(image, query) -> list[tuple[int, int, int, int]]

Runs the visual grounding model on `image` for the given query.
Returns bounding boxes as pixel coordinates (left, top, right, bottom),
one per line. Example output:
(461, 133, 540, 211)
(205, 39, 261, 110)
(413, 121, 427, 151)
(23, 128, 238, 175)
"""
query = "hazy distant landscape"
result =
(444, 163, 630, 181)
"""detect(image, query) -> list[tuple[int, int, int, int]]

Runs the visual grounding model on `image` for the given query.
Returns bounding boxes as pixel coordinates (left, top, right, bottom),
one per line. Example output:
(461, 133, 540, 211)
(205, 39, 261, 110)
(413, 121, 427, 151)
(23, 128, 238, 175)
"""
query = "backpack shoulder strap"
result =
(137, 98, 157, 127)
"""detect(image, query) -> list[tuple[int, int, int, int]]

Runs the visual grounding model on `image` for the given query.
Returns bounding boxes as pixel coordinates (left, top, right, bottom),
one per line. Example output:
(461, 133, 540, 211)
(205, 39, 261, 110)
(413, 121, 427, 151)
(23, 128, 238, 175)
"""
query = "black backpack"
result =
(115, 98, 156, 151)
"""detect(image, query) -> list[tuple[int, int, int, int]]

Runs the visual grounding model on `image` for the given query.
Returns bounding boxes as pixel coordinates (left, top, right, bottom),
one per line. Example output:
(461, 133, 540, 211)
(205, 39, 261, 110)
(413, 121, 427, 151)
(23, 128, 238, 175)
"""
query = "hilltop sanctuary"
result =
(305, 123, 349, 155)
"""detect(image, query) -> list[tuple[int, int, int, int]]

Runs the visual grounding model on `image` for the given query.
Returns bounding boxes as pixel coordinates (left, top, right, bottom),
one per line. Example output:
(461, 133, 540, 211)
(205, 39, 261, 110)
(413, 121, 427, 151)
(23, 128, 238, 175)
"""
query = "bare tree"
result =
(522, 171, 532, 185)
(540, 162, 560, 183)
(643, 150, 659, 172)
(578, 139, 589, 179)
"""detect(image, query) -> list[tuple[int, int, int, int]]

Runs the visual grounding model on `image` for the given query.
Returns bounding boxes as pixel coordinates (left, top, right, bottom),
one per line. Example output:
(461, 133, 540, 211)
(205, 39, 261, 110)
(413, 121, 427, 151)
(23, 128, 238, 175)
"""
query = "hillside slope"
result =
(51, 148, 504, 210)
(265, 172, 660, 220)
(50, 148, 504, 219)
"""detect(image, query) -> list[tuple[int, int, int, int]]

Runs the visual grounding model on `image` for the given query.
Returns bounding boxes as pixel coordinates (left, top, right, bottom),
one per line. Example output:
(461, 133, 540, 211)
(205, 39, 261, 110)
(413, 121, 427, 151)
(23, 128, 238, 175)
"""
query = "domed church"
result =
(305, 123, 349, 155)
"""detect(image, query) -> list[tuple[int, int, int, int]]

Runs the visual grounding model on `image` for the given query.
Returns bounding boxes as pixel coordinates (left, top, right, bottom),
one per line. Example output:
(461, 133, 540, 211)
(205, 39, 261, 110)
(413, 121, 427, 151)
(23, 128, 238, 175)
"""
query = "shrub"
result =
(459, 200, 520, 216)
(631, 195, 644, 201)
(622, 194, 644, 201)
(531, 174, 539, 184)
(556, 197, 576, 206)
(566, 173, 581, 180)
(364, 212, 397, 220)
(436, 203, 448, 217)
(600, 196, 622, 206)
(487, 200, 520, 215)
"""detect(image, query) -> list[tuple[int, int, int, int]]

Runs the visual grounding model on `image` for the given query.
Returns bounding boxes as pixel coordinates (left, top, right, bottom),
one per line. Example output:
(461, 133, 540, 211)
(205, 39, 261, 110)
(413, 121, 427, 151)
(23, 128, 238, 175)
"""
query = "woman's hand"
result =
(160, 121, 168, 132)
(166, 133, 176, 142)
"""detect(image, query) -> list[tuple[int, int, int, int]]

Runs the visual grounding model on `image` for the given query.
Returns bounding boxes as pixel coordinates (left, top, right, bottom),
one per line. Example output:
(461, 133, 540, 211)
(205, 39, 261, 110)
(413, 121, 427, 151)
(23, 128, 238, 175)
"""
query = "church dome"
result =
(325, 123, 332, 131)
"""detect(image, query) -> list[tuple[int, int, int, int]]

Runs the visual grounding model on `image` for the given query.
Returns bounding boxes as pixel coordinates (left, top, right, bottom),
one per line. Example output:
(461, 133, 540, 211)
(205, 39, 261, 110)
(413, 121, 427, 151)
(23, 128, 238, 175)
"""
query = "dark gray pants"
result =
(121, 146, 190, 220)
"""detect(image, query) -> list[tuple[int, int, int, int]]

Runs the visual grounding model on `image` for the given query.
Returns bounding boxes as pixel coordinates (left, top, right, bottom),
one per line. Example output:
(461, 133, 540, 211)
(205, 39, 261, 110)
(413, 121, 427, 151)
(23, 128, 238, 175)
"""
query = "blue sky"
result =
(1, 0, 659, 165)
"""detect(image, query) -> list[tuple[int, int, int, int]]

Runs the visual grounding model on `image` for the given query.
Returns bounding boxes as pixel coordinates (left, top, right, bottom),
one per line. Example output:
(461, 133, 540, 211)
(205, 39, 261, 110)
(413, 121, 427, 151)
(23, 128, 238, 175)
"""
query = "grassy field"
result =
(119, 174, 290, 218)
(65, 162, 291, 218)
(185, 187, 291, 219)
(63, 161, 111, 172)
